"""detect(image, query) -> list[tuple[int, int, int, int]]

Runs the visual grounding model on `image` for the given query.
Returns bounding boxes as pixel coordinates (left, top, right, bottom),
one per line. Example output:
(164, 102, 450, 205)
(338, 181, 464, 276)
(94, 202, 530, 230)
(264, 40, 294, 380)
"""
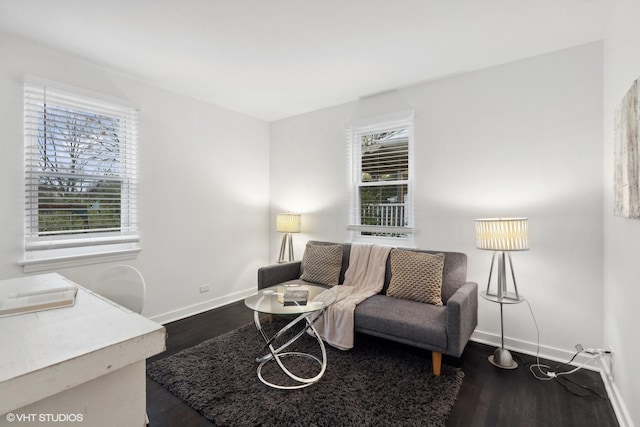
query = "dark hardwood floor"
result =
(146, 301, 618, 427)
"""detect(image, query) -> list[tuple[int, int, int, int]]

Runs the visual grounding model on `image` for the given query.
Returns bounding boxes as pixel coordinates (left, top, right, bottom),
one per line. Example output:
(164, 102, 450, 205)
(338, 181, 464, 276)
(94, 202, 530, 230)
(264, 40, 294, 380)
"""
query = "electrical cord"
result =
(524, 299, 606, 398)
(525, 298, 556, 380)
(555, 372, 607, 398)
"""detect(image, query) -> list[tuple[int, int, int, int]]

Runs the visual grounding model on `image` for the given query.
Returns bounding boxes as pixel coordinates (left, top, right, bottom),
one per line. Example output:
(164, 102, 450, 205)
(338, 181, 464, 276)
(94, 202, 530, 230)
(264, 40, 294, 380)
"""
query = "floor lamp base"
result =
(488, 347, 518, 369)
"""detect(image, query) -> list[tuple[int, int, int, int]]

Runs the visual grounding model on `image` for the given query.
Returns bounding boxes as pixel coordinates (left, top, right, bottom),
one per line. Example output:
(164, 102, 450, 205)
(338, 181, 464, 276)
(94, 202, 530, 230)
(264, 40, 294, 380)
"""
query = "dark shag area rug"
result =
(147, 319, 464, 426)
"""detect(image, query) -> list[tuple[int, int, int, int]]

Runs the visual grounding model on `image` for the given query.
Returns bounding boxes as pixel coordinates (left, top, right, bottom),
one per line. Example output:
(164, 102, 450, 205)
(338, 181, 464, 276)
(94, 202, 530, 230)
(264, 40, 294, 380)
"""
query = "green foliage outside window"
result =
(358, 128, 409, 237)
(35, 103, 123, 235)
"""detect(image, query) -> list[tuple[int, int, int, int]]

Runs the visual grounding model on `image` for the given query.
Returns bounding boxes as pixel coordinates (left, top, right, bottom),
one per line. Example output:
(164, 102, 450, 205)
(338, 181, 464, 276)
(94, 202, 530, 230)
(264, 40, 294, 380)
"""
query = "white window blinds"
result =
(24, 82, 139, 253)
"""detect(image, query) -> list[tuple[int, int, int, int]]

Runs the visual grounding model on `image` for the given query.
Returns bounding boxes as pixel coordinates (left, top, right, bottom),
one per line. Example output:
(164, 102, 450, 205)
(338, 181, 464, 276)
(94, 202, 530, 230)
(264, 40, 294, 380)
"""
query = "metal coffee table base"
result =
(253, 310, 327, 389)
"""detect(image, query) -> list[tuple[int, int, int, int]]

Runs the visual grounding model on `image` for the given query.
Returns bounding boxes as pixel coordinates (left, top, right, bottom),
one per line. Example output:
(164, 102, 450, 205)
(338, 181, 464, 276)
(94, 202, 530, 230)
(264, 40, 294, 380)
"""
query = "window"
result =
(348, 111, 414, 244)
(22, 81, 140, 270)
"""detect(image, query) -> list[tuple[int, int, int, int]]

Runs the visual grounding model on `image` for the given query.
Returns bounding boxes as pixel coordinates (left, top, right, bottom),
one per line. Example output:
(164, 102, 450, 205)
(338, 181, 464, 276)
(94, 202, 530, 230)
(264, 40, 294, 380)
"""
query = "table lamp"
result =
(475, 217, 529, 369)
(276, 213, 301, 263)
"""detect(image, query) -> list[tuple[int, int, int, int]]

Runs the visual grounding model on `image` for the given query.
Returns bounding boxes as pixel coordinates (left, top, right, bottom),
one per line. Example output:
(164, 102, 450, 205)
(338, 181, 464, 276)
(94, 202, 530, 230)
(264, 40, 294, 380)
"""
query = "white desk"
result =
(0, 273, 166, 426)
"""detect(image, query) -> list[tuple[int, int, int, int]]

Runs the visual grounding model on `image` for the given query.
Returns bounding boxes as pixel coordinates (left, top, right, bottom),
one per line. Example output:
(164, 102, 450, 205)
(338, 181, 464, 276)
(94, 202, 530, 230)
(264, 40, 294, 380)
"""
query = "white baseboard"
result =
(148, 288, 254, 325)
(471, 329, 599, 369)
(599, 357, 635, 427)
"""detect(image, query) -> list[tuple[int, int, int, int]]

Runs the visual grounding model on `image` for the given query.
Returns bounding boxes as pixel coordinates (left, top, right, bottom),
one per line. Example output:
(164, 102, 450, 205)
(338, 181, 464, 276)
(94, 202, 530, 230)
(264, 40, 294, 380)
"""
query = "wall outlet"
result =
(199, 284, 210, 293)
(606, 344, 615, 381)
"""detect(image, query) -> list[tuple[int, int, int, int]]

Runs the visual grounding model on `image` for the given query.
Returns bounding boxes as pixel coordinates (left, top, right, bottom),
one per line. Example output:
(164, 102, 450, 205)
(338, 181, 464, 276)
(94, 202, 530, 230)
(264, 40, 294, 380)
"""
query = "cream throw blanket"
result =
(313, 243, 392, 350)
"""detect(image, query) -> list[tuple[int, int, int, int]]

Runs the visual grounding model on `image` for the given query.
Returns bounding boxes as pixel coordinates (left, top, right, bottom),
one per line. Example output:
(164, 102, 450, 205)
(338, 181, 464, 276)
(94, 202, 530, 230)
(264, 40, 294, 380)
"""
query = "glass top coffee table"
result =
(244, 283, 336, 389)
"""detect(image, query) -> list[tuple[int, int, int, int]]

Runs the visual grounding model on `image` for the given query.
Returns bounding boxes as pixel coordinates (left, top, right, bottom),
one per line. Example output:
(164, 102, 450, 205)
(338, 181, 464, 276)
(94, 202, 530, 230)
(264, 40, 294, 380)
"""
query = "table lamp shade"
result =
(475, 218, 529, 251)
(276, 213, 301, 233)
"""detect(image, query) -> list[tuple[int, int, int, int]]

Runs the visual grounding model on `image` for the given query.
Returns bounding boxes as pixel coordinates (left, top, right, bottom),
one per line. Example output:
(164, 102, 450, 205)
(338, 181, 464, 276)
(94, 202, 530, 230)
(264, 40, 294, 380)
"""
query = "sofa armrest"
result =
(446, 281, 478, 357)
(257, 261, 302, 290)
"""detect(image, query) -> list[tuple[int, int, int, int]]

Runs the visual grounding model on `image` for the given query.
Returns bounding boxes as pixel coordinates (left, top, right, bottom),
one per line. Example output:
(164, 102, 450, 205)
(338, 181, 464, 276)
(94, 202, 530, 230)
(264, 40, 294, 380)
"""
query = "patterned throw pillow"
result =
(386, 249, 445, 306)
(300, 244, 343, 286)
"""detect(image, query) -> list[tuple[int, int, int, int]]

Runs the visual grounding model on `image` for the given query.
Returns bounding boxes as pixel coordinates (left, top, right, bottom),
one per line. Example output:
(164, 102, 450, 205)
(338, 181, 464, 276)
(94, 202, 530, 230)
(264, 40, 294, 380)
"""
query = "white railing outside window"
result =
(361, 202, 407, 228)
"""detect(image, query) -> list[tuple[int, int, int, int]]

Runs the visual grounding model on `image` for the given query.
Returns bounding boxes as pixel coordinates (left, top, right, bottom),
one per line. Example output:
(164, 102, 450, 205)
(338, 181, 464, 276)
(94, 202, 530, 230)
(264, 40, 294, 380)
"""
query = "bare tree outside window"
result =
(34, 103, 123, 235)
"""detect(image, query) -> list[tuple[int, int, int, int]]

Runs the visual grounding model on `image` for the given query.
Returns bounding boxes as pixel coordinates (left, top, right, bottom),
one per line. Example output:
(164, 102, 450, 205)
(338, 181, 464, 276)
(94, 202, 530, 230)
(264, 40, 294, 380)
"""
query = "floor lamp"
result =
(276, 213, 301, 263)
(475, 217, 529, 369)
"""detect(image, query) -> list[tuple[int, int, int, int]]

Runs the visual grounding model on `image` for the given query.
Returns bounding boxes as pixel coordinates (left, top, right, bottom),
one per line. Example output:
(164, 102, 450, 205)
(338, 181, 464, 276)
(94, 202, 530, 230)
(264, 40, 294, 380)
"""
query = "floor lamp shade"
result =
(475, 217, 529, 370)
(276, 213, 301, 263)
(475, 218, 529, 251)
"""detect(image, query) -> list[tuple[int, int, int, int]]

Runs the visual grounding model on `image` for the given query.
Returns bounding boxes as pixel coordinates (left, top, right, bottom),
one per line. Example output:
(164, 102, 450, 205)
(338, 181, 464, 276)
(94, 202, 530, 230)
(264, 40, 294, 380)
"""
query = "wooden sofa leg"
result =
(268, 314, 274, 323)
(432, 351, 442, 376)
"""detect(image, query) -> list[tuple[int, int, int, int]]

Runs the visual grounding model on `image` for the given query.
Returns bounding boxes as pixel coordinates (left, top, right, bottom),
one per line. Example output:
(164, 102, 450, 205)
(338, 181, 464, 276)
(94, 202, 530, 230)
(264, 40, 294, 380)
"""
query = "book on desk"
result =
(0, 285, 78, 317)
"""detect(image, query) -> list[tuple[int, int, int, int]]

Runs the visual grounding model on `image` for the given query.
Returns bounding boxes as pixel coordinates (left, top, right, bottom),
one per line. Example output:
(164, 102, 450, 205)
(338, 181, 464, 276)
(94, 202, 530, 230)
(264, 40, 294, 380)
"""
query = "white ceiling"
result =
(0, 0, 616, 121)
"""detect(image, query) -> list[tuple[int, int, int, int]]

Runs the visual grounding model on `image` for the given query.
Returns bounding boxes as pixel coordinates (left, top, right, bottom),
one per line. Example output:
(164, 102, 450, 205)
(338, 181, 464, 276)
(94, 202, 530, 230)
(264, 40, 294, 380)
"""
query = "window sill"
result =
(352, 234, 416, 248)
(19, 247, 141, 273)
(348, 226, 416, 248)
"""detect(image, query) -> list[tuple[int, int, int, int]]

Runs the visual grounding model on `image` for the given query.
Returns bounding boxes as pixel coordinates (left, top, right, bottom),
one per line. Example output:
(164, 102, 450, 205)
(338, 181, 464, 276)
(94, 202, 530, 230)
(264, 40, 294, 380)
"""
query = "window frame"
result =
(21, 79, 140, 272)
(348, 111, 415, 246)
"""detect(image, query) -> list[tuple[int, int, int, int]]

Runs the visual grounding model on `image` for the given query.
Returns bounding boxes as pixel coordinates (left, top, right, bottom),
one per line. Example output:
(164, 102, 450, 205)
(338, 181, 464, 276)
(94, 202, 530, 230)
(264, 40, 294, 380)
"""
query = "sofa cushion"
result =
(300, 243, 343, 286)
(386, 249, 444, 306)
(305, 240, 351, 284)
(354, 295, 448, 350)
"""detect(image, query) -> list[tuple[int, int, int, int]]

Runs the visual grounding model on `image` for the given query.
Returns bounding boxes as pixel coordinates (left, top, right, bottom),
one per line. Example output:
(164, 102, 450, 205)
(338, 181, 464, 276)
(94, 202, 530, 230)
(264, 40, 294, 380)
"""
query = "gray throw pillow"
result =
(300, 243, 343, 286)
(386, 249, 444, 305)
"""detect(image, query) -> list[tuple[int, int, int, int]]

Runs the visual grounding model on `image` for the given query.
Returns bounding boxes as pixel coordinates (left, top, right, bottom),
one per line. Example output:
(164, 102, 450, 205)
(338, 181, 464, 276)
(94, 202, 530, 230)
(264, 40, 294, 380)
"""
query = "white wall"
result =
(0, 31, 270, 322)
(271, 43, 604, 362)
(603, 0, 640, 425)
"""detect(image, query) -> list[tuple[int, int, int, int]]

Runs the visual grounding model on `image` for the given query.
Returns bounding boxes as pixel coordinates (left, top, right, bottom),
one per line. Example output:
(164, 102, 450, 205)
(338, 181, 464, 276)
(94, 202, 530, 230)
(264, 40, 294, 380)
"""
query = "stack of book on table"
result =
(283, 288, 309, 306)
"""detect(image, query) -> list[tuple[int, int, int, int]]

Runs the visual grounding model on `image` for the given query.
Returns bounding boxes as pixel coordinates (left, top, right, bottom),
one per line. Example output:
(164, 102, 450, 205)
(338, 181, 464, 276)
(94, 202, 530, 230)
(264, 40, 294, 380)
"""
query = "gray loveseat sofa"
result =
(257, 241, 478, 376)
